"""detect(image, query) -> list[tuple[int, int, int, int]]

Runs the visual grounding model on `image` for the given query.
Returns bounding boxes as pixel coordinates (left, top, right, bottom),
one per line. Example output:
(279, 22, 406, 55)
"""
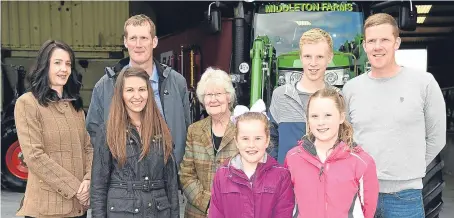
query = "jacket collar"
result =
(105, 57, 171, 80)
(226, 153, 277, 183)
(47, 90, 81, 113)
(228, 153, 267, 170)
(200, 116, 236, 160)
(283, 80, 338, 107)
(283, 83, 303, 106)
(298, 135, 360, 163)
(126, 124, 141, 144)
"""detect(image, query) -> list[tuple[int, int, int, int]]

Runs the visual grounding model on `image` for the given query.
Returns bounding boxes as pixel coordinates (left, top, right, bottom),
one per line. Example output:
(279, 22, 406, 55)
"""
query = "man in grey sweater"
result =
(343, 13, 446, 217)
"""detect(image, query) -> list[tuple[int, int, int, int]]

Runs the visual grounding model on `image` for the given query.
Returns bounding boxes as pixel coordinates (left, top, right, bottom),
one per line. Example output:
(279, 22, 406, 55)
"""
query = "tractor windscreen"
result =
(254, 2, 364, 56)
(253, 2, 365, 86)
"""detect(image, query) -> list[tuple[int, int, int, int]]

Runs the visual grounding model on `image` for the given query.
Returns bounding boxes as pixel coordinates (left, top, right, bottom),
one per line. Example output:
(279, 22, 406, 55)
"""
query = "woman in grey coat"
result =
(90, 67, 179, 218)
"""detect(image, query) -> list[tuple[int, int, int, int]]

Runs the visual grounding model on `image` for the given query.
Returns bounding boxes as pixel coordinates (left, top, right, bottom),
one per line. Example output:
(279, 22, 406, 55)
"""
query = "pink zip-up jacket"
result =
(209, 154, 295, 218)
(285, 136, 379, 218)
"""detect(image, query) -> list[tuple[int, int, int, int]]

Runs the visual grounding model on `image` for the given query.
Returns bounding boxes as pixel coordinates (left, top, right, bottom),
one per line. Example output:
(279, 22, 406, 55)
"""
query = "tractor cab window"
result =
(254, 7, 364, 56)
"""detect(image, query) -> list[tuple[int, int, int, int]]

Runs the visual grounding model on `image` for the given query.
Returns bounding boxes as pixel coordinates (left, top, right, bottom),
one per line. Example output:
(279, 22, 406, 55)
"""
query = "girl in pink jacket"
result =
(209, 100, 295, 218)
(285, 88, 379, 218)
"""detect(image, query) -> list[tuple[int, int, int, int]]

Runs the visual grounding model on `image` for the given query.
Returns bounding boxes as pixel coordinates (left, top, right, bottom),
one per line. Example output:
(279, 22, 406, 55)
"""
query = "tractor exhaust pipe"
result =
(232, 18, 246, 75)
(232, 2, 247, 75)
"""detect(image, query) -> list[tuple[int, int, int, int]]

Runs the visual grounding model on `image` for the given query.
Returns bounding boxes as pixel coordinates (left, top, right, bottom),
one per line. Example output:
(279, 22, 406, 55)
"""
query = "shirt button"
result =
(58, 189, 61, 192)
(144, 176, 149, 180)
(148, 202, 152, 207)
(135, 208, 139, 212)
(110, 206, 114, 210)
(78, 210, 81, 213)
(64, 194, 68, 197)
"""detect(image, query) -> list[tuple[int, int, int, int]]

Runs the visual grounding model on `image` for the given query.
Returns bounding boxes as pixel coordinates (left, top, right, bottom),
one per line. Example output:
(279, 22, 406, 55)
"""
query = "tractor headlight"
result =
(278, 75, 286, 86)
(278, 68, 350, 86)
(325, 71, 339, 85)
(278, 70, 302, 86)
(324, 68, 349, 86)
(343, 73, 350, 84)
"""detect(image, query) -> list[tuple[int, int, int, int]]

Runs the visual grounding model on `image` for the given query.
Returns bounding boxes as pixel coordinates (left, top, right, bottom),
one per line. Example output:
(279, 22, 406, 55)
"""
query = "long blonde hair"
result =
(306, 88, 354, 149)
(106, 67, 173, 167)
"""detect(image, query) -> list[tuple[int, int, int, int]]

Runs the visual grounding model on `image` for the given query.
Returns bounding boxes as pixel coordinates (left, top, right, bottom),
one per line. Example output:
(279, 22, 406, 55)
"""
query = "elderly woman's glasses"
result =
(204, 92, 227, 99)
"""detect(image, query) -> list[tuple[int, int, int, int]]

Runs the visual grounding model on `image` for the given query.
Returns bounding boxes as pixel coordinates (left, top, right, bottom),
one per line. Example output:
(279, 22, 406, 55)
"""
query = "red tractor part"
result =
(5, 140, 28, 180)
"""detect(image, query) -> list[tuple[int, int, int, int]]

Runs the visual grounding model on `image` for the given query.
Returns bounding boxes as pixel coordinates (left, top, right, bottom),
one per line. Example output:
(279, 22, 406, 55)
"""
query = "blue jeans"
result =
(374, 189, 425, 218)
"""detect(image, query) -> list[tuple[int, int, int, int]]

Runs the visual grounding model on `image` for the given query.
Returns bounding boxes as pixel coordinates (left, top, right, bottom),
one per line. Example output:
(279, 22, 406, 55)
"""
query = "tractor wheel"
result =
(423, 154, 444, 218)
(1, 119, 27, 192)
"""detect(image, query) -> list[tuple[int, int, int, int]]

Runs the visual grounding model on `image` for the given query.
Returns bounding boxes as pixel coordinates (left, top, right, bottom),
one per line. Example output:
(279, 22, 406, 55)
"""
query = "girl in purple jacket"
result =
(208, 99, 295, 218)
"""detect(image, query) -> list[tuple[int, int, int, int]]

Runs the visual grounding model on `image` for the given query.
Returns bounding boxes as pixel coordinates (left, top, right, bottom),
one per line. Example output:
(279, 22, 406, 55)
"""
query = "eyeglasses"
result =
(204, 92, 227, 99)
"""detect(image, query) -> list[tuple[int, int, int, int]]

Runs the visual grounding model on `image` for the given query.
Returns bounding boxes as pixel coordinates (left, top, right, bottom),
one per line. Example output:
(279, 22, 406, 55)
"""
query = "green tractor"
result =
(224, 1, 368, 107)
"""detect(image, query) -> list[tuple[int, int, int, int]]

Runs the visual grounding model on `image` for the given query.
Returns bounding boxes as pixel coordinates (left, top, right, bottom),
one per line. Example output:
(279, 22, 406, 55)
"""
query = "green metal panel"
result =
(1, 1, 10, 47)
(1, 1, 129, 52)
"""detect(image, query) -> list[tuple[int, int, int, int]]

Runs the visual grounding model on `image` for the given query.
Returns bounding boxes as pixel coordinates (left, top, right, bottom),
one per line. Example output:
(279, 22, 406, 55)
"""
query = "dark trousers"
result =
(26, 213, 87, 218)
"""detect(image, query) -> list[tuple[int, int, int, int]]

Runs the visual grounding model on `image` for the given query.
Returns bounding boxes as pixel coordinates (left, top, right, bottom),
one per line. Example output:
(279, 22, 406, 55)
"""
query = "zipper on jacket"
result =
(230, 169, 255, 189)
(129, 127, 142, 145)
(318, 166, 324, 181)
(325, 201, 328, 217)
(318, 164, 327, 218)
(249, 173, 255, 190)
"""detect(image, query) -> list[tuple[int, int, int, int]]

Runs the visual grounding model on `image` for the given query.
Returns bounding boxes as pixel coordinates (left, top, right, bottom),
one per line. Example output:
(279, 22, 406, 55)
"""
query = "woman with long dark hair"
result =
(15, 40, 93, 218)
(90, 67, 179, 218)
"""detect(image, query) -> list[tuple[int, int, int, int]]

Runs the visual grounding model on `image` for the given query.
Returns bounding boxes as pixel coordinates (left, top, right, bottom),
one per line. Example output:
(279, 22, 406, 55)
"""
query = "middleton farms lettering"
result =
(265, 3, 354, 13)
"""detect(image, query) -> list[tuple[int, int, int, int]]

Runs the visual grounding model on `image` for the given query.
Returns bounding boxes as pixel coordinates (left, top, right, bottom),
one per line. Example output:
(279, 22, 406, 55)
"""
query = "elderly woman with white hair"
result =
(179, 67, 239, 218)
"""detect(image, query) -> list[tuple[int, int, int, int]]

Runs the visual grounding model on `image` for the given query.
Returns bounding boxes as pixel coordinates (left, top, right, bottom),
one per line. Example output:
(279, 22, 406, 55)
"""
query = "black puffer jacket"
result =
(90, 125, 179, 218)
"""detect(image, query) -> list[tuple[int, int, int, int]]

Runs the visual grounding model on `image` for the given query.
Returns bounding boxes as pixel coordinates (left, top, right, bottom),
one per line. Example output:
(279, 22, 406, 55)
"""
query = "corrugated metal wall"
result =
(1, 1, 129, 52)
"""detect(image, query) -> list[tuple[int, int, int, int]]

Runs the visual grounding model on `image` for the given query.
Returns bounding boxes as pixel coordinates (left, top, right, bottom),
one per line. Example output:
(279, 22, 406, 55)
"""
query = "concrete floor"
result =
(2, 175, 454, 217)
(0, 191, 187, 217)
